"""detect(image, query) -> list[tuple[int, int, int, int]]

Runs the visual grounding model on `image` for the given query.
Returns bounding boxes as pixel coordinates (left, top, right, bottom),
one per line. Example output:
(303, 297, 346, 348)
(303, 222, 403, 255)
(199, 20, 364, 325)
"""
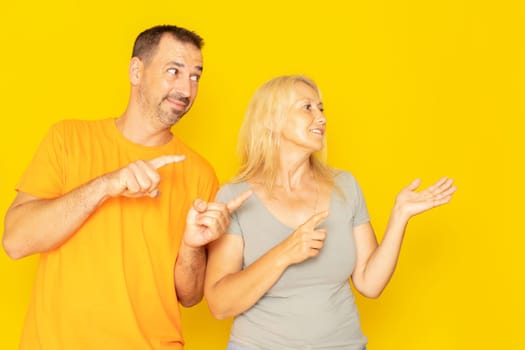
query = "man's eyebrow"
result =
(165, 61, 203, 72)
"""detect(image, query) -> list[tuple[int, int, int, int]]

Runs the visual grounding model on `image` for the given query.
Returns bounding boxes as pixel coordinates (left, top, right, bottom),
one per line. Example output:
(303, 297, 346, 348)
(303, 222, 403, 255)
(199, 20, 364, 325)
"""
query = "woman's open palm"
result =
(395, 177, 457, 218)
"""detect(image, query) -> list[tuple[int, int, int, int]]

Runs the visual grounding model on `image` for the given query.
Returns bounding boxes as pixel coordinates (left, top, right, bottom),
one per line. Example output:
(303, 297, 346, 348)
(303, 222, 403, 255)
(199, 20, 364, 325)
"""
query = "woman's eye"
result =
(304, 104, 312, 110)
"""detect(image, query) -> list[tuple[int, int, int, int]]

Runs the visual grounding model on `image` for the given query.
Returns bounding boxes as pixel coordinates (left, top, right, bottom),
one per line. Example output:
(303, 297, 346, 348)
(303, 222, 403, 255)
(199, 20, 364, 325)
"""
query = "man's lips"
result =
(165, 97, 188, 110)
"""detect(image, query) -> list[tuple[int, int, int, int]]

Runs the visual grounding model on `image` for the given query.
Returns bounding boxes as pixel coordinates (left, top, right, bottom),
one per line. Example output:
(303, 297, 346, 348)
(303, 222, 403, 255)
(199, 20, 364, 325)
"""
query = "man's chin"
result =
(162, 108, 187, 123)
(157, 114, 182, 127)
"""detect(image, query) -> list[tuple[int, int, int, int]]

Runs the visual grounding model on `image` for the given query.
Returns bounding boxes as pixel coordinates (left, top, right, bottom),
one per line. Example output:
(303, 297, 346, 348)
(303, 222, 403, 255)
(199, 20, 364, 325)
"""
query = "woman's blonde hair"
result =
(232, 75, 335, 192)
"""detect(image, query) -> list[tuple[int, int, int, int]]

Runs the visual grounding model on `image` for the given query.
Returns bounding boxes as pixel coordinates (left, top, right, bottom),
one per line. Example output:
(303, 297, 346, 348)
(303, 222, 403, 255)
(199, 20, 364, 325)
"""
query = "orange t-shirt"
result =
(17, 119, 218, 350)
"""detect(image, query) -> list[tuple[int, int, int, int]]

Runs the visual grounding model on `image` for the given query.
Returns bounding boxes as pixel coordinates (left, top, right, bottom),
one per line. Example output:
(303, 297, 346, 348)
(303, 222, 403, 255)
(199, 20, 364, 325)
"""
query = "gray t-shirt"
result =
(215, 171, 370, 350)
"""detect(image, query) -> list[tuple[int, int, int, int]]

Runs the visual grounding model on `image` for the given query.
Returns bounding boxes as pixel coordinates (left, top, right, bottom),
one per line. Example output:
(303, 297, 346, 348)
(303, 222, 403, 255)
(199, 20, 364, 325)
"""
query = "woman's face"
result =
(279, 82, 326, 153)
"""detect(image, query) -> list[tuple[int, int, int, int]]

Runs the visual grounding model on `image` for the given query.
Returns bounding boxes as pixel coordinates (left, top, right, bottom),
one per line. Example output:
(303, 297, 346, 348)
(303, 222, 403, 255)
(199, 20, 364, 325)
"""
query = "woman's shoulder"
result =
(332, 169, 359, 185)
(331, 169, 366, 201)
(216, 181, 251, 200)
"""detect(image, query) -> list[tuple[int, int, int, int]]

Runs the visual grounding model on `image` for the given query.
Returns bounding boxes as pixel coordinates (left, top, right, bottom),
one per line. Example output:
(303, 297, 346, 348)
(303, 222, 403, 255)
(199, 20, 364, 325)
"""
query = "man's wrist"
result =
(179, 239, 206, 256)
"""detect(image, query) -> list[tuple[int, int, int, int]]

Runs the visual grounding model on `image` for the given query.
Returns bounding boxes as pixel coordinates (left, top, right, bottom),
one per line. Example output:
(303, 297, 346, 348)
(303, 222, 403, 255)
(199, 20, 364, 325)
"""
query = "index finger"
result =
(149, 155, 186, 169)
(226, 189, 253, 213)
(302, 210, 329, 229)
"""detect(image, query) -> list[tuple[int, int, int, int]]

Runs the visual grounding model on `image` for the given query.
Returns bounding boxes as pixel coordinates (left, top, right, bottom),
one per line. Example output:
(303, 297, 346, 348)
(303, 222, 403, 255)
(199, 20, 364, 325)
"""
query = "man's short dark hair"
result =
(132, 25, 204, 63)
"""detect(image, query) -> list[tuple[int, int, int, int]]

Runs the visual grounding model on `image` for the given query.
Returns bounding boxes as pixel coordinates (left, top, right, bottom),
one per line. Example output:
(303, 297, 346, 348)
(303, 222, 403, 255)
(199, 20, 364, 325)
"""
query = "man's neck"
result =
(115, 113, 173, 147)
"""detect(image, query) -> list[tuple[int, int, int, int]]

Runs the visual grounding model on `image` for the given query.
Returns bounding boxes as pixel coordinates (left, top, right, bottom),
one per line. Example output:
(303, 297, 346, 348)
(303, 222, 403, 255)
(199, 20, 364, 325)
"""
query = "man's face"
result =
(137, 34, 203, 126)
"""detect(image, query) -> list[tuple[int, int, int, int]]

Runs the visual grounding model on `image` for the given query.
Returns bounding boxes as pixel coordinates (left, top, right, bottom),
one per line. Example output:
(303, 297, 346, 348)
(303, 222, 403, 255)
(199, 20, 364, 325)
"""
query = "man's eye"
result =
(168, 68, 178, 75)
(190, 75, 201, 82)
(304, 104, 312, 110)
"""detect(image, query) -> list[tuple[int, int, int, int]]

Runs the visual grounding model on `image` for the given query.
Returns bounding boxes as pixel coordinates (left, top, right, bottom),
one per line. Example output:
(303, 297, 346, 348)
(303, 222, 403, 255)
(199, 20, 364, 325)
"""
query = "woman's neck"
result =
(275, 158, 314, 192)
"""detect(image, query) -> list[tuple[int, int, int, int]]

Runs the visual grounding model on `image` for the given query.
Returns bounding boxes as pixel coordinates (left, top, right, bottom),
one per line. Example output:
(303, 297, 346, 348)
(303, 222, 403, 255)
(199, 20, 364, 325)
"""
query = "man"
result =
(3, 25, 249, 349)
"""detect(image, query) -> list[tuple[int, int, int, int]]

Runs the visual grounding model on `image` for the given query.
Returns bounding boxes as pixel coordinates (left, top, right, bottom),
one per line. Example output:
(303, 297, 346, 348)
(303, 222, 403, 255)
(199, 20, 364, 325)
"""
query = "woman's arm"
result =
(205, 211, 329, 319)
(351, 177, 456, 298)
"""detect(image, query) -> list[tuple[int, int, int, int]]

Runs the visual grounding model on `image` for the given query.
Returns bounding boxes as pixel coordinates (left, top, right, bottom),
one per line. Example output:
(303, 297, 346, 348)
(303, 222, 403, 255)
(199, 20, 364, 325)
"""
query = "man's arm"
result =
(3, 178, 109, 259)
(2, 155, 185, 259)
(174, 241, 207, 307)
(174, 191, 252, 307)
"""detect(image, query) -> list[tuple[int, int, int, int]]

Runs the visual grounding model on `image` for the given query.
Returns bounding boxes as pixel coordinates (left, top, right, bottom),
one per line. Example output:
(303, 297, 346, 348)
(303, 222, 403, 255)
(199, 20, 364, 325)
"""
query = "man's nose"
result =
(174, 76, 191, 97)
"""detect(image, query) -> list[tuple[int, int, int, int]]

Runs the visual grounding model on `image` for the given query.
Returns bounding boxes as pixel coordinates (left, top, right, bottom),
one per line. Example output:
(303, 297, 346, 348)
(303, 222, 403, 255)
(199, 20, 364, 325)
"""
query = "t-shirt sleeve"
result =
(338, 171, 370, 227)
(189, 150, 220, 203)
(215, 184, 243, 237)
(351, 176, 370, 227)
(199, 167, 220, 203)
(17, 122, 65, 198)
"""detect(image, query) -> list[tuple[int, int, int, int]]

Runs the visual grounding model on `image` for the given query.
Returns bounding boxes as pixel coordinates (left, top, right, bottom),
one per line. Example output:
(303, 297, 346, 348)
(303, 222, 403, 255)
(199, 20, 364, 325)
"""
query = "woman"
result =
(204, 75, 456, 350)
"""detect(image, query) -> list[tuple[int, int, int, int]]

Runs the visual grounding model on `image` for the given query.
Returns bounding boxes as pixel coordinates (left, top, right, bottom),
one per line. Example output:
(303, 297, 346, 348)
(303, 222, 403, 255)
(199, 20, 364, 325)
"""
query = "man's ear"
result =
(129, 57, 144, 85)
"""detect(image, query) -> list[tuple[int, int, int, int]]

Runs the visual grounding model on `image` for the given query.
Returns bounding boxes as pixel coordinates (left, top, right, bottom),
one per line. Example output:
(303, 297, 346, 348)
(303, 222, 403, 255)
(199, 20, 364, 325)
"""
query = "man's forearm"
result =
(174, 241, 207, 307)
(3, 176, 110, 259)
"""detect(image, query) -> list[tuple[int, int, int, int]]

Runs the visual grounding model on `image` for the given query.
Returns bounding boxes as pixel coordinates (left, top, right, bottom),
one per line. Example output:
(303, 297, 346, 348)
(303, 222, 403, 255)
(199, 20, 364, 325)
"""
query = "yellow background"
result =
(1, 0, 523, 349)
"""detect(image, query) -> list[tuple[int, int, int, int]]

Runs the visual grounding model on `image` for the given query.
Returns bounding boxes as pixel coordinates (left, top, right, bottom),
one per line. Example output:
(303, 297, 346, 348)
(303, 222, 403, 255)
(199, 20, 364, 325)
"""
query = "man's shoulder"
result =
(53, 118, 111, 127)
(48, 118, 111, 135)
(172, 136, 215, 173)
